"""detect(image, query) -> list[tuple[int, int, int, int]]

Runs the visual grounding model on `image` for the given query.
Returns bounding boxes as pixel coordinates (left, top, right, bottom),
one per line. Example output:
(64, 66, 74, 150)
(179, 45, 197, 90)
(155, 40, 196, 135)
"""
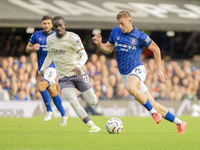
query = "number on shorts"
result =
(135, 68, 141, 74)
(83, 74, 89, 83)
(48, 71, 53, 77)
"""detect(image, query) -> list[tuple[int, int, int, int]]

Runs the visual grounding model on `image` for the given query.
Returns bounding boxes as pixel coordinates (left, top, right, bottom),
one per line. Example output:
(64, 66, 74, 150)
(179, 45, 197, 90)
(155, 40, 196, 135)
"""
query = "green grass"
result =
(0, 116, 199, 150)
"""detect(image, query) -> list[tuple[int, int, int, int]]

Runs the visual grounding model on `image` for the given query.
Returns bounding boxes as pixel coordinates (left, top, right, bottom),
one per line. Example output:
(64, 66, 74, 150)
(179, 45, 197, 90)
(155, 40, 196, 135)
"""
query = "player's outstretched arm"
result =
(92, 34, 114, 54)
(148, 41, 168, 83)
(26, 42, 39, 53)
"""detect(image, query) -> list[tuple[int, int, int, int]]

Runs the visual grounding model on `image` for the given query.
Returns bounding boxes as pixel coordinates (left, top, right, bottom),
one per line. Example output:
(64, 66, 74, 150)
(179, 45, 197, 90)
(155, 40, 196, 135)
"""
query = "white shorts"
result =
(121, 65, 148, 93)
(43, 67, 57, 85)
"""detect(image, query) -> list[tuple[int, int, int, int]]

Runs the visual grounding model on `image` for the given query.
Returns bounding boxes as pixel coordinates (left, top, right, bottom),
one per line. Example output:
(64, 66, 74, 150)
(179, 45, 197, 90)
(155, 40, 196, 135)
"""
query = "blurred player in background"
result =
(92, 10, 187, 134)
(39, 16, 101, 133)
(26, 16, 68, 126)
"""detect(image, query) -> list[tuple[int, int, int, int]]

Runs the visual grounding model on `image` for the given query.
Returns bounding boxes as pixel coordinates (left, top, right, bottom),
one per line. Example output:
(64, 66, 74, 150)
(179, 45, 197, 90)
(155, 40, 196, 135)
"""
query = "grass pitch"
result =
(0, 116, 199, 150)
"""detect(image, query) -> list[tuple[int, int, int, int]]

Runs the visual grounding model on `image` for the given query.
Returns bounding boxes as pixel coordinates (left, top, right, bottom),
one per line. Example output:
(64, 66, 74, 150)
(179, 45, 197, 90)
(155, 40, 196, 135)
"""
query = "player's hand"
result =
(33, 44, 40, 50)
(92, 34, 102, 45)
(38, 70, 44, 82)
(71, 67, 82, 78)
(156, 69, 168, 83)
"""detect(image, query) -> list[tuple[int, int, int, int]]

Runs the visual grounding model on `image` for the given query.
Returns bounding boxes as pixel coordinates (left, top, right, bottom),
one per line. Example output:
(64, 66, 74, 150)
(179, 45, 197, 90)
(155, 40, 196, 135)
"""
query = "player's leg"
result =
(122, 65, 162, 123)
(45, 67, 68, 126)
(82, 87, 101, 115)
(82, 88, 98, 106)
(47, 84, 66, 117)
(144, 90, 187, 133)
(37, 80, 53, 121)
(47, 84, 68, 126)
(61, 87, 100, 133)
(126, 75, 162, 123)
(76, 74, 98, 106)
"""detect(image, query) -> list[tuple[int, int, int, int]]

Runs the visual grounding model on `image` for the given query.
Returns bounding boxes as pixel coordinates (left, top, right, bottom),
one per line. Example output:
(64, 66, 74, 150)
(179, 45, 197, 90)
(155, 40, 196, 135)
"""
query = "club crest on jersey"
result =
(39, 38, 42, 41)
(117, 36, 120, 40)
(131, 38, 136, 45)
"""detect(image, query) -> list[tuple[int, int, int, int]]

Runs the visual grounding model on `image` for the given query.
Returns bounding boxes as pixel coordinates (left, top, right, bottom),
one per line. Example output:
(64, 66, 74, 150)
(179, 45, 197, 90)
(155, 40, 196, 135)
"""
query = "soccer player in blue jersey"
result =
(92, 10, 187, 134)
(26, 16, 68, 126)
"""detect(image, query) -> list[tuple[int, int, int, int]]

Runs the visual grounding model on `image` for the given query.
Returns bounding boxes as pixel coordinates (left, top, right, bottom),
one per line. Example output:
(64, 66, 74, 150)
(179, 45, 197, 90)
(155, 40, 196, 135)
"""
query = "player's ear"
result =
(128, 18, 132, 24)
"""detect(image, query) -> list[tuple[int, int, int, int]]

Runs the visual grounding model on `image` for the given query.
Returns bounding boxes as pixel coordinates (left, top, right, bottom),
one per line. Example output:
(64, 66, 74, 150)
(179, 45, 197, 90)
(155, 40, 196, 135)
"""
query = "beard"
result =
(43, 29, 51, 34)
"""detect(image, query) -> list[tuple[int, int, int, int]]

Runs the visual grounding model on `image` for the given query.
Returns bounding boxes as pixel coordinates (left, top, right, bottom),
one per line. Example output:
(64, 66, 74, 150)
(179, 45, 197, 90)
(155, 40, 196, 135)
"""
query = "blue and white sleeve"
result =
(29, 32, 37, 44)
(138, 31, 152, 48)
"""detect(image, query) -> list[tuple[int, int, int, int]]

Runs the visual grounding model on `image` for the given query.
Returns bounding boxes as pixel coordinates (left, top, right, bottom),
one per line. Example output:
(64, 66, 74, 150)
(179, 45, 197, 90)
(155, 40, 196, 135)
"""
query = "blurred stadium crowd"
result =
(0, 30, 200, 103)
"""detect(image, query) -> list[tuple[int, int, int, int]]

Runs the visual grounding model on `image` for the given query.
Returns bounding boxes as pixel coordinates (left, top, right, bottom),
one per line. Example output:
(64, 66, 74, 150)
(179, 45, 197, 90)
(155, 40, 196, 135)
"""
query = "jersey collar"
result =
(125, 26, 139, 37)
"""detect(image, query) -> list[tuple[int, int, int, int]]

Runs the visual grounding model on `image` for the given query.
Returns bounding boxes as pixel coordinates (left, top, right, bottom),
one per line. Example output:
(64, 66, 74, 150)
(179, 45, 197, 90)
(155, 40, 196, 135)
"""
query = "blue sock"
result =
(52, 94, 65, 116)
(142, 99, 153, 111)
(40, 90, 52, 112)
(164, 111, 175, 122)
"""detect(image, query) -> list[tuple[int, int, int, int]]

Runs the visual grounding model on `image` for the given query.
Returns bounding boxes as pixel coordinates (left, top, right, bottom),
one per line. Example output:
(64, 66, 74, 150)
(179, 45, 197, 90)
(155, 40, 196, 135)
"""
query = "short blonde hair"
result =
(116, 10, 131, 20)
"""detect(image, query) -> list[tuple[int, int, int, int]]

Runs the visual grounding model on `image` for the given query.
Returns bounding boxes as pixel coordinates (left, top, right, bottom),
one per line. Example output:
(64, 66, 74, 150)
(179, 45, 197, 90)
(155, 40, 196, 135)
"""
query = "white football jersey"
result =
(46, 32, 85, 78)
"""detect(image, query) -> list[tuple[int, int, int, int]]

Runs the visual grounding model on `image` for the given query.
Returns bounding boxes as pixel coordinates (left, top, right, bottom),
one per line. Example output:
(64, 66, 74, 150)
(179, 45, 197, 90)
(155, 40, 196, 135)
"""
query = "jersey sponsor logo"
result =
(145, 36, 150, 43)
(39, 45, 48, 51)
(40, 45, 47, 47)
(120, 48, 128, 52)
(115, 42, 136, 51)
(52, 48, 66, 55)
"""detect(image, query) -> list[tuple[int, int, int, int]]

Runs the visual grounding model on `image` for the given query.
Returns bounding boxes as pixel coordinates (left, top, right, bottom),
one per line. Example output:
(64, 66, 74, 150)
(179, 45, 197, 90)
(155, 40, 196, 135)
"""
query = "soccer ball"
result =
(106, 118, 123, 134)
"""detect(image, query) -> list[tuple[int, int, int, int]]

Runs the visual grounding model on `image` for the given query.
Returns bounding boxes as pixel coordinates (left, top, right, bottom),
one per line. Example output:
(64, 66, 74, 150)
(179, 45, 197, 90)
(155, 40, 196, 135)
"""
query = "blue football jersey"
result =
(29, 30, 55, 71)
(108, 26, 152, 75)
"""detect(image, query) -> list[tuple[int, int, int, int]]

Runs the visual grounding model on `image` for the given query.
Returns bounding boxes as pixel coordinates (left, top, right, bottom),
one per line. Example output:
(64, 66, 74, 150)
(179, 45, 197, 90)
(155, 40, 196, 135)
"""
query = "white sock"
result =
(173, 117, 182, 125)
(149, 108, 157, 115)
(86, 120, 95, 127)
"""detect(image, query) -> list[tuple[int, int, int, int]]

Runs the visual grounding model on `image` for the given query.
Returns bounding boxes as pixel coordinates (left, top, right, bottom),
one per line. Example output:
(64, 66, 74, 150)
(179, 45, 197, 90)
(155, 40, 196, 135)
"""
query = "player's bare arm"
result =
(26, 42, 39, 53)
(38, 70, 44, 82)
(148, 41, 168, 83)
(92, 34, 115, 54)
(71, 67, 82, 78)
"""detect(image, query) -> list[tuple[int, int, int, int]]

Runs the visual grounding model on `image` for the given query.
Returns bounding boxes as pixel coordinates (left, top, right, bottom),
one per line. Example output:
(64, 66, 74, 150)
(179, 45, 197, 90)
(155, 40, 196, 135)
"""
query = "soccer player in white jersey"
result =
(39, 16, 101, 133)
(92, 10, 187, 134)
(26, 16, 68, 126)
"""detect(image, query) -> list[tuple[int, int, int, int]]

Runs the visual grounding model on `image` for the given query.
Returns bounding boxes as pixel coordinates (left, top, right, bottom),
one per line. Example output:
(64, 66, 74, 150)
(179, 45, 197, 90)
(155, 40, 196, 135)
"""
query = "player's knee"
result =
(47, 85, 58, 97)
(126, 86, 138, 97)
(49, 91, 57, 97)
(37, 82, 47, 92)
(69, 99, 80, 110)
(88, 95, 98, 106)
(83, 89, 98, 105)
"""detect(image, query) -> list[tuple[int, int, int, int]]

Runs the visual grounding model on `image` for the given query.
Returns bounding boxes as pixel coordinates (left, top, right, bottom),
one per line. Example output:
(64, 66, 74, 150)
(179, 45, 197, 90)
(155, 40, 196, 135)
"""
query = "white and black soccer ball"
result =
(106, 118, 123, 134)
